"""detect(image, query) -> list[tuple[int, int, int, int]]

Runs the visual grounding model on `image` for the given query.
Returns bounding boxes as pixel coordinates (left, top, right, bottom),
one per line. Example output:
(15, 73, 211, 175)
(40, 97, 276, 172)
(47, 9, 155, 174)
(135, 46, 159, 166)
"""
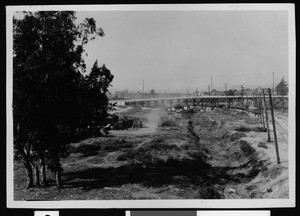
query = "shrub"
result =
(72, 143, 101, 156)
(235, 126, 251, 132)
(149, 142, 180, 151)
(230, 132, 247, 142)
(197, 186, 223, 199)
(161, 119, 177, 127)
(180, 143, 190, 150)
(116, 148, 155, 163)
(253, 126, 267, 132)
(102, 139, 133, 152)
(258, 142, 268, 149)
(239, 140, 255, 156)
(174, 104, 184, 110)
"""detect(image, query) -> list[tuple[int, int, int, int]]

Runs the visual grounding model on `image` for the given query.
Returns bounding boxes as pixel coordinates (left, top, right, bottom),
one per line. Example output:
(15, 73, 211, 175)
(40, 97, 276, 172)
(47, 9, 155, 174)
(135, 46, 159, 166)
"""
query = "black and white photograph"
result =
(6, 4, 295, 208)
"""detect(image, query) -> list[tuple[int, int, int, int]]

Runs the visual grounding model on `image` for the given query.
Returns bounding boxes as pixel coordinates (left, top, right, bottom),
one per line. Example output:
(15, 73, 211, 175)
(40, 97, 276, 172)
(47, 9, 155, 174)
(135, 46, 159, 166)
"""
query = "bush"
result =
(72, 143, 101, 156)
(180, 143, 190, 150)
(161, 119, 177, 127)
(253, 126, 267, 132)
(102, 139, 133, 152)
(235, 126, 251, 132)
(116, 154, 129, 161)
(197, 186, 222, 199)
(236, 126, 267, 133)
(258, 142, 268, 149)
(116, 148, 154, 163)
(230, 132, 247, 142)
(174, 104, 184, 110)
(239, 140, 255, 156)
(149, 142, 180, 151)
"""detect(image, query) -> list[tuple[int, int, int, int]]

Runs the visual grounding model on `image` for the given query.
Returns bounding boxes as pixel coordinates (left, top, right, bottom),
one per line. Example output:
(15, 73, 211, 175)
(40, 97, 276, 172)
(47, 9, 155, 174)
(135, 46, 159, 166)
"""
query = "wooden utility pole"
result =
(211, 76, 213, 94)
(268, 88, 280, 164)
(142, 79, 144, 99)
(259, 93, 265, 127)
(253, 93, 259, 120)
(258, 93, 262, 123)
(262, 89, 271, 142)
(273, 72, 275, 93)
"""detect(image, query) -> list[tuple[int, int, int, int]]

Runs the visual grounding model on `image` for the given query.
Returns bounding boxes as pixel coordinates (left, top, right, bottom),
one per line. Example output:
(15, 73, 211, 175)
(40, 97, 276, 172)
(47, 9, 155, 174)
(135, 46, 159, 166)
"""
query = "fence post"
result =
(262, 89, 271, 142)
(268, 88, 280, 164)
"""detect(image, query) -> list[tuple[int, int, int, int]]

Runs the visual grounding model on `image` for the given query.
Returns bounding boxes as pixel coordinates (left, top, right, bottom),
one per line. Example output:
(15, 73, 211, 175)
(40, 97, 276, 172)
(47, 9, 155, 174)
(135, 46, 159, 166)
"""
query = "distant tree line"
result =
(275, 77, 288, 95)
(13, 11, 113, 188)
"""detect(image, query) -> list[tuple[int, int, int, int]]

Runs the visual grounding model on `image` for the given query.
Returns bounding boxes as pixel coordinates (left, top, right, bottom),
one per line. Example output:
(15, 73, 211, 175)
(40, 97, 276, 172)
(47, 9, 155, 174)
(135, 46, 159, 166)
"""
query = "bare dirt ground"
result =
(14, 107, 289, 200)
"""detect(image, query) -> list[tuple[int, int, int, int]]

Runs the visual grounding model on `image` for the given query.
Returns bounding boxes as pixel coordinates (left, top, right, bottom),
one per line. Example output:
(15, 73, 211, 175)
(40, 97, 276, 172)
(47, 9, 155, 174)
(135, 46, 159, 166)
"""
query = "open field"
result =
(14, 106, 289, 200)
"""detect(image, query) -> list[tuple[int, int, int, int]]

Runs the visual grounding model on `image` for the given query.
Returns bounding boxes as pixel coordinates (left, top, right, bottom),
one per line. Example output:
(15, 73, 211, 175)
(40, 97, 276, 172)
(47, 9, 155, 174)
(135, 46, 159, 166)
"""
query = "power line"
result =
(275, 119, 288, 135)
(275, 126, 288, 145)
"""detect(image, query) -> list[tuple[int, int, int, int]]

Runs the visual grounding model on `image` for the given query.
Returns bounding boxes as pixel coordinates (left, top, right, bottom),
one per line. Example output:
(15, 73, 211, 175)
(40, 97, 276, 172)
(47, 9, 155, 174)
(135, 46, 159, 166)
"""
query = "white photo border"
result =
(6, 3, 296, 209)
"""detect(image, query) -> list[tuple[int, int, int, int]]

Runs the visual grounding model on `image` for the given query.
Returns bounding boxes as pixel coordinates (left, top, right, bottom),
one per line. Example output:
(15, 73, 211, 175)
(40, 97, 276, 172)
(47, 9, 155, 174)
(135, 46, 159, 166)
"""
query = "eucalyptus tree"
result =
(13, 11, 113, 188)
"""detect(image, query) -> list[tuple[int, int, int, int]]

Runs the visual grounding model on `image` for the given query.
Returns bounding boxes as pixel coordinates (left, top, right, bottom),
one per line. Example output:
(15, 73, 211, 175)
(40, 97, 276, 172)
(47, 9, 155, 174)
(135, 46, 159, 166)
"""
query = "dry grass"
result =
(14, 108, 288, 200)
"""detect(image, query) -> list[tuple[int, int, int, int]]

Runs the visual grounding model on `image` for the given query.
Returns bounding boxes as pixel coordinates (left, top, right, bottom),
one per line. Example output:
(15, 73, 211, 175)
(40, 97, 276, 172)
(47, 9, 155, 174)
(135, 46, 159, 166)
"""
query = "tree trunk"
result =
(55, 170, 62, 189)
(24, 161, 34, 188)
(40, 157, 48, 186)
(35, 165, 40, 187)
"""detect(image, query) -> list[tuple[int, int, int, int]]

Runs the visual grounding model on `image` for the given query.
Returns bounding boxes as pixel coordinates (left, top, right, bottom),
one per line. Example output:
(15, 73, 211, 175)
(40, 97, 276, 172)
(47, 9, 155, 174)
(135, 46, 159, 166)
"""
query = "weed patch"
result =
(258, 142, 268, 149)
(197, 186, 223, 199)
(72, 143, 101, 157)
(235, 126, 252, 132)
(253, 126, 267, 132)
(161, 118, 178, 127)
(239, 140, 256, 157)
(230, 132, 247, 142)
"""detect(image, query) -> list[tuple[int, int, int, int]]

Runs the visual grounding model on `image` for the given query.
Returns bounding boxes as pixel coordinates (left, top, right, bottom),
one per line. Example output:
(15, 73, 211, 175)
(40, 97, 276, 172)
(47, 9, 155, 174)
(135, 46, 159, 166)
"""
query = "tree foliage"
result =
(275, 77, 288, 95)
(225, 89, 237, 96)
(13, 11, 113, 188)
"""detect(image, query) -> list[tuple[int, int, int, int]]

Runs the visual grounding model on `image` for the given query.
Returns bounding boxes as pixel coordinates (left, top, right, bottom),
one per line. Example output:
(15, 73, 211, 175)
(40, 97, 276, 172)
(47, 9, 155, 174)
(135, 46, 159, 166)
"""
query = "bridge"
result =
(110, 95, 288, 111)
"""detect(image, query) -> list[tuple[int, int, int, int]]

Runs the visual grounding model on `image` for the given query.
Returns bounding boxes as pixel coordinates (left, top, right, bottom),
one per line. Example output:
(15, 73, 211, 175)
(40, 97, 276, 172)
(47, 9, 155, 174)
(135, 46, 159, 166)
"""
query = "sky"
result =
(75, 9, 289, 92)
